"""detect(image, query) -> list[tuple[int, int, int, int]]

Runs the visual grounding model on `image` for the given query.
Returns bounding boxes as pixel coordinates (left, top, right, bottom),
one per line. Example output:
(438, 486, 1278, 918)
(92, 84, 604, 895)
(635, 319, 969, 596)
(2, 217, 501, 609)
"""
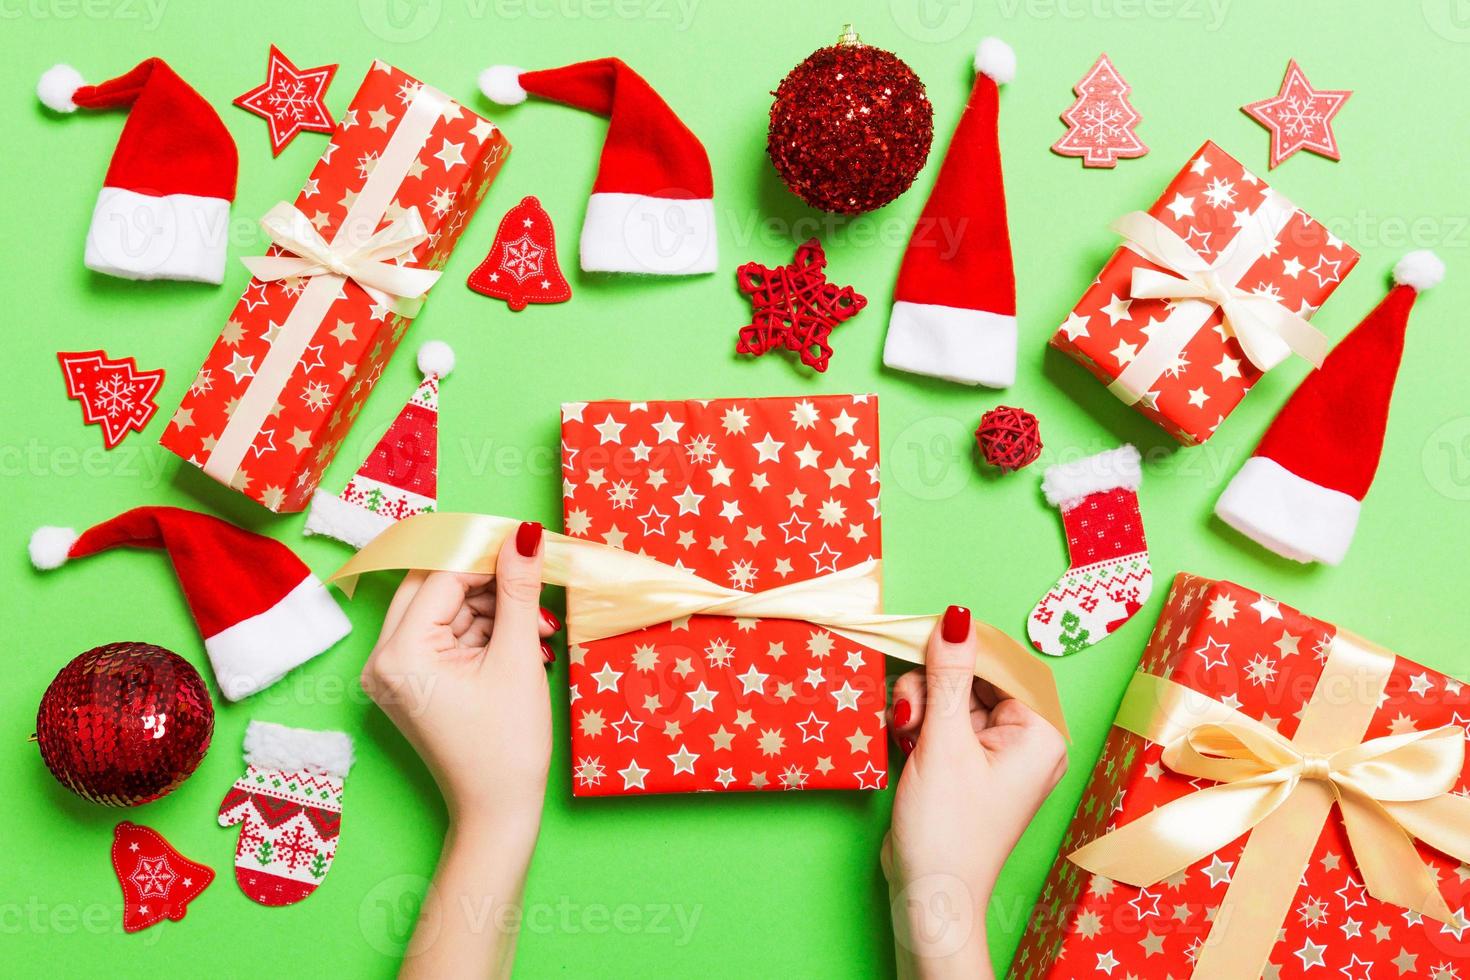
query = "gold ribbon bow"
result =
(1071, 661, 1470, 978)
(242, 202, 442, 317)
(329, 512, 1069, 738)
(1111, 210, 1330, 373)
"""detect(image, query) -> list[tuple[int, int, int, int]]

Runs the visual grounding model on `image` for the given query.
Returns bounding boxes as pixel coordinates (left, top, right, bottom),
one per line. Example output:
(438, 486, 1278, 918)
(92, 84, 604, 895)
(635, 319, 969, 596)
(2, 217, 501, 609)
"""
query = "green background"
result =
(5, 1, 1469, 975)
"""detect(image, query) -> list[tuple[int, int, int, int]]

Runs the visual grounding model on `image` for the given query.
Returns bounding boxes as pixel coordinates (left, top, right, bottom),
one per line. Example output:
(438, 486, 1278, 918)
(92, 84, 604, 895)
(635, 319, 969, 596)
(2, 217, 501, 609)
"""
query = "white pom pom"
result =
(1393, 250, 1444, 292)
(478, 66, 527, 105)
(417, 340, 455, 378)
(975, 38, 1015, 84)
(38, 64, 85, 113)
(30, 526, 78, 570)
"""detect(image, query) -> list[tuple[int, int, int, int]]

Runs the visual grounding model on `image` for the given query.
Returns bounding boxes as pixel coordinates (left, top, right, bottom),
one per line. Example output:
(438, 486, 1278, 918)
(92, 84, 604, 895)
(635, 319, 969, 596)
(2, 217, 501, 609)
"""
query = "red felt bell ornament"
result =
(467, 195, 572, 311)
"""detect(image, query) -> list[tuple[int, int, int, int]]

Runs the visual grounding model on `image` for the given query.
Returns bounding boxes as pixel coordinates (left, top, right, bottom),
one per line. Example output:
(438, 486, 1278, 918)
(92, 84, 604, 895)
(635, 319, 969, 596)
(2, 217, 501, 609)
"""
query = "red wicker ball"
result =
(36, 642, 214, 806)
(976, 406, 1042, 473)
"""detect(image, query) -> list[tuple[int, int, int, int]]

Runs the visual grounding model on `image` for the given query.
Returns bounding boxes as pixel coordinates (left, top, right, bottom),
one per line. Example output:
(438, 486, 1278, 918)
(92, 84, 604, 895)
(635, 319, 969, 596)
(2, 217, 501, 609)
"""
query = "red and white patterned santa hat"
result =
(883, 38, 1017, 388)
(29, 506, 350, 701)
(304, 341, 453, 549)
(478, 58, 716, 276)
(38, 59, 237, 284)
(1215, 250, 1443, 565)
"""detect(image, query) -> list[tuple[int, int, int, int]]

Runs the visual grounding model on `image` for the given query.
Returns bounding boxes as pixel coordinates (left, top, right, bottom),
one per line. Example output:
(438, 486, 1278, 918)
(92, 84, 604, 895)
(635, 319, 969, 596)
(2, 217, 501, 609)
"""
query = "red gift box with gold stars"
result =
(558, 394, 889, 795)
(162, 62, 509, 511)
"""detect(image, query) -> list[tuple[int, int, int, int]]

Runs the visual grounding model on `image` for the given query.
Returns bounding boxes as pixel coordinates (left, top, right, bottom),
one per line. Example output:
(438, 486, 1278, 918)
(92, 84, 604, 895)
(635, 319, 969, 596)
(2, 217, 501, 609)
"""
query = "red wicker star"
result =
(736, 238, 866, 373)
(234, 45, 337, 156)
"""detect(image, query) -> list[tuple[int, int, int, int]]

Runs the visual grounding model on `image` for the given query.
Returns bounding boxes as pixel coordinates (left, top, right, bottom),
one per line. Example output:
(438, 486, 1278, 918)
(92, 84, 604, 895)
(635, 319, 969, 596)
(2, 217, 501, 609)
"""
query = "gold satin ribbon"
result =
(329, 512, 1068, 738)
(1109, 210, 1328, 386)
(1070, 631, 1470, 978)
(242, 202, 442, 318)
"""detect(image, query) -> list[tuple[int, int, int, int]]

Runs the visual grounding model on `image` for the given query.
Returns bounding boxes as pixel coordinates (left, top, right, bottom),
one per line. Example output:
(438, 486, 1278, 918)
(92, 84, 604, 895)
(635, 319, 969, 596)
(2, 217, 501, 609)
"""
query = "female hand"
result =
(881, 606, 1068, 979)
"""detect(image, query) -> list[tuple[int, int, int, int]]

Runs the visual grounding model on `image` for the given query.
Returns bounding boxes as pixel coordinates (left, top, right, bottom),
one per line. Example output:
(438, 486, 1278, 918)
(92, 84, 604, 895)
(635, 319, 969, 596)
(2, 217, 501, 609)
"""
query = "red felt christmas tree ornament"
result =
(35, 643, 214, 806)
(112, 821, 215, 932)
(57, 350, 165, 449)
(466, 196, 571, 311)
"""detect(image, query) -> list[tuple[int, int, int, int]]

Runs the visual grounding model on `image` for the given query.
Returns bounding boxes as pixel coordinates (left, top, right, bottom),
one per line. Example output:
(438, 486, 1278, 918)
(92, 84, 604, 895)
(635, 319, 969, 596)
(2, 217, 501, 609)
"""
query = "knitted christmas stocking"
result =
(218, 721, 353, 907)
(1027, 446, 1152, 656)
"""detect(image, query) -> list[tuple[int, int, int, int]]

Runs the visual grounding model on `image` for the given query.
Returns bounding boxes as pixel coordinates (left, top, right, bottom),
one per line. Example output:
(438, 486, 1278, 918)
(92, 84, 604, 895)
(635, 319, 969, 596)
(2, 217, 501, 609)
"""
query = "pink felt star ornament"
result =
(1241, 60, 1351, 168)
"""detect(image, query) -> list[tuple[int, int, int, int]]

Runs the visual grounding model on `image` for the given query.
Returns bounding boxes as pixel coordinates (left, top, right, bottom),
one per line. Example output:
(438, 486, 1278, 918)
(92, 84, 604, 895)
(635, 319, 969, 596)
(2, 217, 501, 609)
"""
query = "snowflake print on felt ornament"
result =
(57, 351, 165, 449)
(233, 46, 337, 156)
(467, 196, 571, 311)
(1052, 53, 1147, 168)
(1241, 59, 1350, 168)
(735, 238, 866, 373)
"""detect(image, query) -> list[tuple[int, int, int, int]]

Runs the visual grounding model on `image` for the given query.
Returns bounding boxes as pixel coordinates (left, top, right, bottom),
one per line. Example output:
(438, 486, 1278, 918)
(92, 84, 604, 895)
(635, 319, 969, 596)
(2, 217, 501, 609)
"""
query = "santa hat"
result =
(38, 59, 237, 285)
(1215, 251, 1443, 565)
(479, 58, 716, 276)
(883, 38, 1017, 388)
(29, 507, 350, 701)
(304, 341, 454, 549)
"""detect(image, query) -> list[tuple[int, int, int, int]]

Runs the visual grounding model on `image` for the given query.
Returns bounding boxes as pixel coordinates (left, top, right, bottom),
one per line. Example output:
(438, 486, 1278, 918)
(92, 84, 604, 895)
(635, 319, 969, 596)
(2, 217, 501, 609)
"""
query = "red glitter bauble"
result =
(976, 406, 1042, 473)
(36, 643, 214, 806)
(768, 26, 933, 215)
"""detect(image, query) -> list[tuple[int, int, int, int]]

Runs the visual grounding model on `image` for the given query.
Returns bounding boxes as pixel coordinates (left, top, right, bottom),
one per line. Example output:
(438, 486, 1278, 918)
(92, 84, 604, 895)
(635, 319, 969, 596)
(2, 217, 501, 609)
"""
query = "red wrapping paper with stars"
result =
(559, 394, 888, 796)
(1013, 574, 1470, 980)
(1051, 141, 1360, 445)
(161, 62, 509, 512)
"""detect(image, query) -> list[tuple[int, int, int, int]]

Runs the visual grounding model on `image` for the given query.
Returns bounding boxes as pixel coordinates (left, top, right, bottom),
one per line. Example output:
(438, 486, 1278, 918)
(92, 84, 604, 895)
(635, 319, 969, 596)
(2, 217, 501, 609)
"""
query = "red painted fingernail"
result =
(540, 607, 562, 631)
(517, 521, 543, 558)
(892, 698, 911, 729)
(541, 641, 556, 664)
(899, 737, 915, 755)
(942, 605, 971, 643)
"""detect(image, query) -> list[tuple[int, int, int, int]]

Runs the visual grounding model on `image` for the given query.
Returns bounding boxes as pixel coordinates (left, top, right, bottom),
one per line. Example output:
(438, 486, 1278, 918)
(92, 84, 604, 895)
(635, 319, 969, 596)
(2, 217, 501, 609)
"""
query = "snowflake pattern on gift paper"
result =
(561, 395, 888, 796)
(1242, 60, 1351, 169)
(233, 46, 337, 156)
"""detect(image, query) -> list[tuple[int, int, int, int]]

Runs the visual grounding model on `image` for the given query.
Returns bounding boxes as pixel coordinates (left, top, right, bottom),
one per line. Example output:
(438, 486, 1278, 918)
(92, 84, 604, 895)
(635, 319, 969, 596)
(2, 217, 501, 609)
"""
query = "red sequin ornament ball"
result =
(35, 643, 214, 806)
(976, 406, 1042, 473)
(767, 25, 933, 215)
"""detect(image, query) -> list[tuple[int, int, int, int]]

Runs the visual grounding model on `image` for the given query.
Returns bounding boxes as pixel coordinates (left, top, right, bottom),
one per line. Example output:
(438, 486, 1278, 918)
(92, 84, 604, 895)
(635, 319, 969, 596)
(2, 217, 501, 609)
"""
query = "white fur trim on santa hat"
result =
(29, 526, 79, 570)
(974, 38, 1016, 84)
(303, 489, 399, 550)
(1393, 250, 1444, 292)
(38, 64, 85, 113)
(204, 575, 352, 701)
(1215, 455, 1360, 565)
(244, 720, 354, 778)
(417, 340, 455, 378)
(85, 187, 230, 284)
(1042, 445, 1142, 509)
(883, 301, 1017, 388)
(580, 192, 717, 275)
(479, 65, 527, 105)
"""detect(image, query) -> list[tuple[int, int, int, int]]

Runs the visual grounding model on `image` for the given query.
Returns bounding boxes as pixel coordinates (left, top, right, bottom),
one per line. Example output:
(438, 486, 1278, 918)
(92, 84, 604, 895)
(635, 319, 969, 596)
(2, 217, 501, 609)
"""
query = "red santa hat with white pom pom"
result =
(1215, 250, 1443, 565)
(478, 58, 716, 276)
(29, 506, 349, 701)
(37, 59, 237, 284)
(304, 341, 455, 549)
(883, 38, 1018, 388)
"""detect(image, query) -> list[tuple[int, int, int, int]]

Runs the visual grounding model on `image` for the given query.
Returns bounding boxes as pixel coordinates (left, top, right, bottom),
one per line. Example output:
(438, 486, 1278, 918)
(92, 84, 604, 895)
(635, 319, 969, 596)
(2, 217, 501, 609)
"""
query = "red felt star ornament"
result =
(57, 350, 165, 449)
(466, 196, 571, 311)
(112, 822, 214, 933)
(735, 238, 866, 373)
(1241, 60, 1351, 168)
(234, 45, 338, 156)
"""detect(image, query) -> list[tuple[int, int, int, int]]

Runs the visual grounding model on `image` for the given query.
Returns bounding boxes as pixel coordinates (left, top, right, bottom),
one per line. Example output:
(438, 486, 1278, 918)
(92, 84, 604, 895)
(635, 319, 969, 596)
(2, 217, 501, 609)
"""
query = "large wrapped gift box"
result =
(162, 62, 510, 511)
(559, 395, 889, 795)
(1051, 141, 1360, 445)
(1012, 573, 1470, 979)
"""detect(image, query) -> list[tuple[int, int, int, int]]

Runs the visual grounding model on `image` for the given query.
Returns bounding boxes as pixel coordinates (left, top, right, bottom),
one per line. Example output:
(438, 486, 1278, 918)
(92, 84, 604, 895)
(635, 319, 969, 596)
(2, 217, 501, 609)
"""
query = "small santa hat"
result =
(883, 38, 1017, 388)
(1216, 251, 1443, 565)
(29, 507, 350, 701)
(479, 58, 716, 276)
(38, 59, 237, 285)
(304, 342, 454, 549)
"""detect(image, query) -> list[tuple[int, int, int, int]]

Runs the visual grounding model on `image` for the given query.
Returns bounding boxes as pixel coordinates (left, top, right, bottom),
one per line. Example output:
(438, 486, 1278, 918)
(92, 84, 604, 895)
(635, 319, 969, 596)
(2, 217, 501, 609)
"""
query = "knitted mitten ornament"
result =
(1027, 446, 1152, 656)
(218, 721, 353, 906)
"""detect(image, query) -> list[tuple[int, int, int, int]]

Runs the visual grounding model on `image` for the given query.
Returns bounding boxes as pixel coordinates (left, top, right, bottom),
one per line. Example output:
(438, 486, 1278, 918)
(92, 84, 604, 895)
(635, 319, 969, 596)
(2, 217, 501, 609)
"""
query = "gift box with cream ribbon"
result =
(162, 62, 509, 511)
(1051, 141, 1359, 445)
